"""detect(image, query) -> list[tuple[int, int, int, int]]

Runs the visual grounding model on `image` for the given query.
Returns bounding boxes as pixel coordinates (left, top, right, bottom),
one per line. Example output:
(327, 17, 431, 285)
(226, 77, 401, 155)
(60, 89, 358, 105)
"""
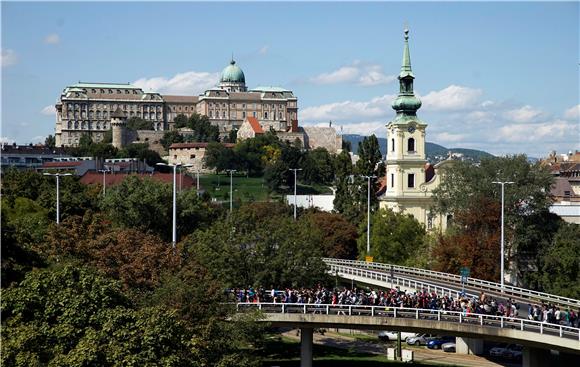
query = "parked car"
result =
(502, 345, 523, 361)
(378, 331, 416, 342)
(427, 336, 455, 349)
(489, 343, 509, 357)
(406, 333, 437, 346)
(442, 342, 456, 353)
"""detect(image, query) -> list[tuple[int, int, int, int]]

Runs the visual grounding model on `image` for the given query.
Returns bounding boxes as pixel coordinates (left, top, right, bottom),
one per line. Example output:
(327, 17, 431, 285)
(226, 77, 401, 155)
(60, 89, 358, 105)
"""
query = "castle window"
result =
(408, 138, 415, 152)
(391, 138, 395, 152)
(253, 111, 257, 117)
(190, 155, 196, 159)
(100, 89, 105, 93)
(264, 111, 268, 119)
(408, 173, 415, 188)
(242, 111, 246, 118)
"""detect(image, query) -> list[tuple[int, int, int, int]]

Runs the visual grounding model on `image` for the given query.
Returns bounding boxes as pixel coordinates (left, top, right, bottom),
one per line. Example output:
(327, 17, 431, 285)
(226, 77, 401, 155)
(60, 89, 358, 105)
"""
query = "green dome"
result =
(392, 95, 422, 112)
(220, 60, 245, 83)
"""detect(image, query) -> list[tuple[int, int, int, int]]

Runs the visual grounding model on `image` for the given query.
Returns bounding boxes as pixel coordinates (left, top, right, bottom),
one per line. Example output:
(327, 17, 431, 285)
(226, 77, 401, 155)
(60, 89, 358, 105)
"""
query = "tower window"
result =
(391, 138, 395, 152)
(408, 173, 415, 188)
(408, 138, 415, 152)
(390, 173, 394, 188)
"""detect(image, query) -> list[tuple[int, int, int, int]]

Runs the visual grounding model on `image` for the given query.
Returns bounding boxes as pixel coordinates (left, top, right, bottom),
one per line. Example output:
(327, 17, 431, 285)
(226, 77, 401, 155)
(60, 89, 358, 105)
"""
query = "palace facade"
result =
(54, 59, 298, 147)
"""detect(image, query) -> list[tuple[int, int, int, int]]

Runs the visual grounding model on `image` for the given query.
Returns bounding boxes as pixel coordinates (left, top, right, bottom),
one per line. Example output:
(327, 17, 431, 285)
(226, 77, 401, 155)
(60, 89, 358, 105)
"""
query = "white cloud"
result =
(503, 105, 545, 123)
(258, 45, 269, 55)
(41, 105, 55, 116)
(421, 85, 483, 111)
(300, 94, 396, 122)
(564, 104, 580, 120)
(309, 61, 395, 86)
(1, 49, 18, 67)
(133, 71, 219, 95)
(496, 119, 578, 143)
(433, 132, 467, 144)
(44, 33, 60, 45)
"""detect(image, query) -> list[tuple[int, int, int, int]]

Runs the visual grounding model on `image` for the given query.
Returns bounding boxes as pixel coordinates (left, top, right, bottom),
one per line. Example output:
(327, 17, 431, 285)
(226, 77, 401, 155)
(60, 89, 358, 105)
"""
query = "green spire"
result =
(400, 28, 414, 78)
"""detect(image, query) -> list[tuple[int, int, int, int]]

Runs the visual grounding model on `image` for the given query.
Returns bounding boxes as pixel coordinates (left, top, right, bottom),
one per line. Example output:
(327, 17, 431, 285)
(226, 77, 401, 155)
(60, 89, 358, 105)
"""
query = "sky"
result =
(1, 1, 578, 157)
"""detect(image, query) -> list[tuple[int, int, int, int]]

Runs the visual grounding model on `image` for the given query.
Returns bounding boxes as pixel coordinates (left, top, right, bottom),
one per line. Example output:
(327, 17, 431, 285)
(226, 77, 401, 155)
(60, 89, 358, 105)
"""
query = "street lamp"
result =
(195, 170, 200, 196)
(226, 169, 237, 212)
(289, 168, 303, 220)
(43, 172, 73, 224)
(492, 180, 514, 290)
(98, 168, 110, 196)
(361, 175, 377, 255)
(157, 162, 192, 248)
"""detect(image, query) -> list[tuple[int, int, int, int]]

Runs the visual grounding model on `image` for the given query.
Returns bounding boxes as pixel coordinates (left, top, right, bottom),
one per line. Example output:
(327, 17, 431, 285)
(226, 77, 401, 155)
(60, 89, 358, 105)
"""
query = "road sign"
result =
(365, 256, 374, 263)
(460, 267, 470, 277)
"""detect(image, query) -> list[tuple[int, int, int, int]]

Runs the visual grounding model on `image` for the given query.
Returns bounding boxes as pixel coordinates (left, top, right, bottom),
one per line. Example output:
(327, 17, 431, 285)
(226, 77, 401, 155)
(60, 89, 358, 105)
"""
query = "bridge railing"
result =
(323, 258, 580, 308)
(327, 263, 478, 299)
(237, 302, 580, 342)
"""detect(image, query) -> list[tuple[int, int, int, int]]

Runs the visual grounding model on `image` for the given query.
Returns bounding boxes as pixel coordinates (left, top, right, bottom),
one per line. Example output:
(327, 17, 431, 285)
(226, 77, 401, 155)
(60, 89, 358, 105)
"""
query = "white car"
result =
(378, 331, 416, 342)
(442, 342, 456, 353)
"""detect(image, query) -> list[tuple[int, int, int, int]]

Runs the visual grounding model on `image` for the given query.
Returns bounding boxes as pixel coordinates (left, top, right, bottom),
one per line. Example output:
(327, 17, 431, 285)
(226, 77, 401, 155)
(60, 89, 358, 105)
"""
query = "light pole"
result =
(361, 175, 377, 255)
(157, 162, 192, 248)
(226, 169, 237, 212)
(98, 168, 110, 196)
(492, 180, 514, 290)
(43, 172, 72, 224)
(196, 170, 200, 196)
(289, 168, 303, 220)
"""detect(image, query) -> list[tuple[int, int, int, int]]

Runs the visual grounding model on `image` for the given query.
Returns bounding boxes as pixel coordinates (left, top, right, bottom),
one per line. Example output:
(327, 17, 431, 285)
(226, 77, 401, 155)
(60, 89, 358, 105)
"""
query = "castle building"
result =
(379, 29, 449, 231)
(54, 59, 298, 147)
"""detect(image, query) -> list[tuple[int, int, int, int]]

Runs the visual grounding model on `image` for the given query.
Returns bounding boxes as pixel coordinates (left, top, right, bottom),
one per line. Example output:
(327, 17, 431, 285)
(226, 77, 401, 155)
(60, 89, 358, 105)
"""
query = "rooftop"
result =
(71, 82, 140, 89)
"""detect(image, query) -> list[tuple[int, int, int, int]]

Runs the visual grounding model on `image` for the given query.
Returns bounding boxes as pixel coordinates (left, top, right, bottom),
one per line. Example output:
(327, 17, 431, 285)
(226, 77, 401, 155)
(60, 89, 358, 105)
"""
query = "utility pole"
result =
(492, 180, 514, 290)
(98, 168, 110, 196)
(157, 162, 192, 247)
(43, 172, 72, 224)
(361, 175, 377, 255)
(226, 169, 237, 212)
(289, 168, 303, 220)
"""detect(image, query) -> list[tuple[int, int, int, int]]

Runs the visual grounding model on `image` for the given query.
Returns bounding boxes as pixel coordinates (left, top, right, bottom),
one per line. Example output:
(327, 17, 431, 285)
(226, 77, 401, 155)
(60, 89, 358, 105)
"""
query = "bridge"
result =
(323, 258, 580, 309)
(238, 302, 580, 367)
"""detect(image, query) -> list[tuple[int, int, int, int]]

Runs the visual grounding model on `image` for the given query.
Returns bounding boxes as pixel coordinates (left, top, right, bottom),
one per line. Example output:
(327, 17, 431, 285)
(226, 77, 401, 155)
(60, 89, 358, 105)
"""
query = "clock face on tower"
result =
(407, 125, 416, 133)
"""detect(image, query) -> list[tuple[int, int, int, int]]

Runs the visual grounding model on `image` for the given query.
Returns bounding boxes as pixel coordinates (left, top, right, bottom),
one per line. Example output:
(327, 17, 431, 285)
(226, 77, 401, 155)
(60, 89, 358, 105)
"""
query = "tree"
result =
(45, 134, 56, 148)
(304, 211, 358, 259)
(126, 116, 153, 131)
(173, 114, 189, 129)
(204, 142, 237, 173)
(226, 128, 238, 144)
(302, 148, 334, 185)
(360, 208, 426, 264)
(117, 142, 163, 166)
(355, 134, 382, 177)
(333, 150, 356, 219)
(160, 130, 184, 150)
(188, 113, 219, 142)
(538, 223, 580, 299)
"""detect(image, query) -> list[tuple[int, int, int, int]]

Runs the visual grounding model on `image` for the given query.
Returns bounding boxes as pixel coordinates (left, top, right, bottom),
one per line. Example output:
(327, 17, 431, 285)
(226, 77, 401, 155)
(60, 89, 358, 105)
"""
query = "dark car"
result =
(427, 336, 455, 349)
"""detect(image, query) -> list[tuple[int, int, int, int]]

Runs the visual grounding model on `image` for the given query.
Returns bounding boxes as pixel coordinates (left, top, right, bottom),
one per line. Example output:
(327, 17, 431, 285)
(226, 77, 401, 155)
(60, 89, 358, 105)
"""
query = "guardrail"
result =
(237, 302, 580, 343)
(323, 258, 580, 308)
(327, 263, 478, 299)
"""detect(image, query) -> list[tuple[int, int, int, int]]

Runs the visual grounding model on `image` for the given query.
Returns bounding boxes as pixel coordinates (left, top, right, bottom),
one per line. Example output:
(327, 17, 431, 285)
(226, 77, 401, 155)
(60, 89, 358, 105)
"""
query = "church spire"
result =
(391, 28, 422, 117)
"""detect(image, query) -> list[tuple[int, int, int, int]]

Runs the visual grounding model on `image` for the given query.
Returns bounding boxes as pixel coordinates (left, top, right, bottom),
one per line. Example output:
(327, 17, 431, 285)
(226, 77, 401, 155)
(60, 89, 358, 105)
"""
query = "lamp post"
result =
(361, 175, 377, 255)
(196, 170, 200, 195)
(289, 168, 303, 220)
(492, 180, 514, 290)
(157, 162, 192, 248)
(43, 172, 72, 224)
(226, 169, 237, 212)
(98, 168, 110, 196)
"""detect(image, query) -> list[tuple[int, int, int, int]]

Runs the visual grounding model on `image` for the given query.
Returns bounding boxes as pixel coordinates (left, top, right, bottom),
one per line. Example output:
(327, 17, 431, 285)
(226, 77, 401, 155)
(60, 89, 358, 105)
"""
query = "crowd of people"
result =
(229, 286, 579, 328)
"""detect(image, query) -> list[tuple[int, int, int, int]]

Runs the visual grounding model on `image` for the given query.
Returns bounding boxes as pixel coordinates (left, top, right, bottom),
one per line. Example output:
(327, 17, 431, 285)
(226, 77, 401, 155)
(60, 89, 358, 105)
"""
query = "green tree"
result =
(173, 114, 189, 129)
(226, 128, 238, 144)
(538, 223, 580, 299)
(361, 208, 426, 263)
(117, 142, 163, 166)
(126, 116, 153, 130)
(188, 113, 219, 142)
(45, 134, 56, 148)
(160, 130, 185, 150)
(302, 148, 334, 185)
(304, 211, 358, 259)
(204, 142, 237, 173)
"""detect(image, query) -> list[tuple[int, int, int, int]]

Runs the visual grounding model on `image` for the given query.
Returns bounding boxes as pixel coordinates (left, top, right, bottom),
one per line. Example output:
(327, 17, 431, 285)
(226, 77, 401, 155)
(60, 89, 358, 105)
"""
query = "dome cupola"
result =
(220, 59, 245, 83)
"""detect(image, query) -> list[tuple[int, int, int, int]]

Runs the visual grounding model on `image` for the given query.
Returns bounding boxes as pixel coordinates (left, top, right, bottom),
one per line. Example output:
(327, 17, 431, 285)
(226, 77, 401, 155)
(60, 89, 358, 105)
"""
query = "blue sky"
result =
(2, 1, 578, 157)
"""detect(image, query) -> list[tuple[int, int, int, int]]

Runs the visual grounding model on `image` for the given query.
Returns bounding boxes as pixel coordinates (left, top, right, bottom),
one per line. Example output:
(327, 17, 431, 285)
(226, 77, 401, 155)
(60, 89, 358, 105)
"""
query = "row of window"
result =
(67, 121, 109, 130)
(207, 102, 286, 111)
(65, 103, 162, 112)
(391, 138, 416, 152)
(390, 173, 416, 188)
(89, 88, 139, 95)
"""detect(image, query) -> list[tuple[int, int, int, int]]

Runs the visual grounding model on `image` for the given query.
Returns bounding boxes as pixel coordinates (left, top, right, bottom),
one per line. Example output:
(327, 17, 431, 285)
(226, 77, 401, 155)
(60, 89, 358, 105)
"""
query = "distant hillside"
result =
(342, 134, 493, 163)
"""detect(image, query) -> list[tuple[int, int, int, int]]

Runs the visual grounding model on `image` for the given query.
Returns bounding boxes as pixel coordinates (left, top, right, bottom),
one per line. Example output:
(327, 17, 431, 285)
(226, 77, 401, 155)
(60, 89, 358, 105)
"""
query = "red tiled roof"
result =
(246, 117, 264, 134)
(425, 163, 435, 182)
(42, 161, 82, 168)
(80, 172, 197, 189)
(376, 176, 387, 196)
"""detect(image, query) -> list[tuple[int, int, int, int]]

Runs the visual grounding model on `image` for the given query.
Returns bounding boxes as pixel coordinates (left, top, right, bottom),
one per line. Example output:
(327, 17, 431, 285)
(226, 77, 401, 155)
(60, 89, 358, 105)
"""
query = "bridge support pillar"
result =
(522, 347, 551, 367)
(455, 337, 483, 355)
(300, 327, 313, 367)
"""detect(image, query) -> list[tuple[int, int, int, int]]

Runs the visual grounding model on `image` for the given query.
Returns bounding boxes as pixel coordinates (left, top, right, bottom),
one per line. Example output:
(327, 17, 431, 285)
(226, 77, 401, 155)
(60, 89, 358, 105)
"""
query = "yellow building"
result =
(379, 29, 449, 231)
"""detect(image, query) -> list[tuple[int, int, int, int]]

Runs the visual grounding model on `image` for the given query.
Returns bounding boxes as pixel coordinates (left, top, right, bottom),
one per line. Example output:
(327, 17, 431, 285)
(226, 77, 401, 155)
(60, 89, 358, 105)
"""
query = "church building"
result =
(379, 29, 451, 231)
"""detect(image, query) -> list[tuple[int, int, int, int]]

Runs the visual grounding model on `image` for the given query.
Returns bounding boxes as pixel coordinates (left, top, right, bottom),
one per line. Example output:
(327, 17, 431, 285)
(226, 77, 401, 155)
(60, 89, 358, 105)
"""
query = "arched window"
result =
(67, 121, 72, 129)
(264, 111, 269, 119)
(391, 138, 395, 152)
(74, 121, 79, 130)
(408, 138, 415, 152)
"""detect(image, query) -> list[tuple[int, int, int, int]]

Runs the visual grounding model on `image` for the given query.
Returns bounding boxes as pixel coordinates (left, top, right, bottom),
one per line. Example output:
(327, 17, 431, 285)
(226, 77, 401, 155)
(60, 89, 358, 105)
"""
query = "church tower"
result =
(380, 29, 444, 230)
